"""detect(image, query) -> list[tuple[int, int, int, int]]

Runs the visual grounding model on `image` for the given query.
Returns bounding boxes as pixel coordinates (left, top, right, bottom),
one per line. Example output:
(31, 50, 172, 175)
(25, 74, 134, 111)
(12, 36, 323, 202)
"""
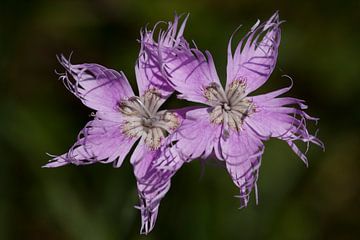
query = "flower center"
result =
(118, 89, 180, 150)
(204, 80, 255, 131)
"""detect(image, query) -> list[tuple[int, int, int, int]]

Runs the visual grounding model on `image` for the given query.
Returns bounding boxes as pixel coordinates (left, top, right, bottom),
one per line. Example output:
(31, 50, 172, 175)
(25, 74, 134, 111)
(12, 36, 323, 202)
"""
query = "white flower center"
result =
(118, 89, 180, 150)
(204, 79, 255, 132)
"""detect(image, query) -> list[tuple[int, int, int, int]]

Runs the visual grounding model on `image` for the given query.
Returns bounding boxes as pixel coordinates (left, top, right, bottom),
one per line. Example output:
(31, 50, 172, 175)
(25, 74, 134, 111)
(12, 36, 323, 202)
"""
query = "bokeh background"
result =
(1, 0, 359, 239)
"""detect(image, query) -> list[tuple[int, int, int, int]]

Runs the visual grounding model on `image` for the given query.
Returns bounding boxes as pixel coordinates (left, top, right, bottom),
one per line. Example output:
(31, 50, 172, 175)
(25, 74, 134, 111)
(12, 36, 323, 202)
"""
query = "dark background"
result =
(1, 0, 359, 239)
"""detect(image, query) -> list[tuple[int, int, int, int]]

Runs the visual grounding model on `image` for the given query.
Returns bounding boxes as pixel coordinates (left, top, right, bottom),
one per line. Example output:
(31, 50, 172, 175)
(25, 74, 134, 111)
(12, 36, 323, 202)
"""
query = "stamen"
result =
(210, 105, 224, 124)
(228, 113, 242, 131)
(150, 122, 171, 132)
(118, 89, 180, 150)
(133, 97, 153, 118)
(205, 79, 255, 132)
(145, 128, 164, 150)
(122, 120, 144, 138)
(142, 88, 163, 115)
(231, 104, 251, 114)
(204, 82, 227, 103)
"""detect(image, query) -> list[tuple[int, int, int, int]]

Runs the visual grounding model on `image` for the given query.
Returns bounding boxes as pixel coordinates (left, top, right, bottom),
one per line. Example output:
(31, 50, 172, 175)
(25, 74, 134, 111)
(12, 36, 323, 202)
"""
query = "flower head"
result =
(147, 12, 324, 207)
(45, 15, 189, 234)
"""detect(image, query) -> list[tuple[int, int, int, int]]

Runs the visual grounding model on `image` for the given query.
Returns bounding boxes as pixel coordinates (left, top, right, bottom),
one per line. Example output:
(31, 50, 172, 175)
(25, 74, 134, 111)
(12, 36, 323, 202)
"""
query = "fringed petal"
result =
(133, 144, 184, 235)
(165, 47, 221, 104)
(169, 107, 223, 161)
(227, 12, 281, 95)
(250, 85, 324, 166)
(58, 55, 134, 111)
(141, 14, 221, 104)
(136, 14, 190, 103)
(220, 127, 265, 208)
(44, 118, 138, 168)
(131, 140, 161, 179)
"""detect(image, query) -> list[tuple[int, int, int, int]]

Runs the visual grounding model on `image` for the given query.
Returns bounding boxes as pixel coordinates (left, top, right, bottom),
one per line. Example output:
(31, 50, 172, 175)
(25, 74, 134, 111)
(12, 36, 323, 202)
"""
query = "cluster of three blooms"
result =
(44, 12, 323, 234)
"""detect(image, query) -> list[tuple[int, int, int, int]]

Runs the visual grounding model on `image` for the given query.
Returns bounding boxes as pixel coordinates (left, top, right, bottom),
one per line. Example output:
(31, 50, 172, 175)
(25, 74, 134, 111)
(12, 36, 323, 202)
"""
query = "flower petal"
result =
(141, 14, 189, 52)
(136, 14, 189, 103)
(166, 48, 221, 104)
(44, 119, 138, 168)
(170, 107, 222, 160)
(141, 15, 221, 104)
(220, 127, 264, 208)
(227, 12, 281, 95)
(130, 140, 160, 179)
(132, 144, 184, 234)
(135, 54, 173, 104)
(58, 55, 134, 111)
(249, 87, 324, 166)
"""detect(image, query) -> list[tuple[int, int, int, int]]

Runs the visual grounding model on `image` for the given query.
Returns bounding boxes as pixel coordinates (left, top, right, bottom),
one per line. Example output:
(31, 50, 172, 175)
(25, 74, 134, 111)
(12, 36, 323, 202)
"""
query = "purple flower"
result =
(44, 16, 188, 234)
(147, 12, 324, 207)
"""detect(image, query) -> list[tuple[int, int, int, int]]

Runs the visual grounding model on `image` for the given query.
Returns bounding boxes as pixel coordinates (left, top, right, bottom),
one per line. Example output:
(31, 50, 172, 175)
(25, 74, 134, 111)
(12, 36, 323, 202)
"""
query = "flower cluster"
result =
(45, 12, 323, 234)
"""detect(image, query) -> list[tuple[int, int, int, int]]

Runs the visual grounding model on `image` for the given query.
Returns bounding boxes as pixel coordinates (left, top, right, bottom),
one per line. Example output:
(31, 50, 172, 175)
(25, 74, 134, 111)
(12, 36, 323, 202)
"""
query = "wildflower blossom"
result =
(146, 12, 324, 207)
(44, 16, 188, 234)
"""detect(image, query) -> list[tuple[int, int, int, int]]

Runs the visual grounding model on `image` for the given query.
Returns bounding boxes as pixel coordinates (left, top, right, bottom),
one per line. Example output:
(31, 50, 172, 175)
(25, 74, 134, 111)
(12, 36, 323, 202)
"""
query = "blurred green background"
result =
(1, 0, 359, 239)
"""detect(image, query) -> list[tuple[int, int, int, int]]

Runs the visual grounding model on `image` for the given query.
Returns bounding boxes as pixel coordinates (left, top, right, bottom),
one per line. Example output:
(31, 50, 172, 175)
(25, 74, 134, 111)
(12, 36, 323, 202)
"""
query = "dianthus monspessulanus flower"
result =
(45, 12, 325, 235)
(44, 16, 189, 234)
(145, 12, 324, 207)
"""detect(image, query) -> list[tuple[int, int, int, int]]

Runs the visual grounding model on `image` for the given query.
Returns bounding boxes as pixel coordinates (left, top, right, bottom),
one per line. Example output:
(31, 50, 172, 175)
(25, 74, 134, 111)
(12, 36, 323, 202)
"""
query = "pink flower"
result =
(148, 12, 324, 207)
(44, 15, 188, 234)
